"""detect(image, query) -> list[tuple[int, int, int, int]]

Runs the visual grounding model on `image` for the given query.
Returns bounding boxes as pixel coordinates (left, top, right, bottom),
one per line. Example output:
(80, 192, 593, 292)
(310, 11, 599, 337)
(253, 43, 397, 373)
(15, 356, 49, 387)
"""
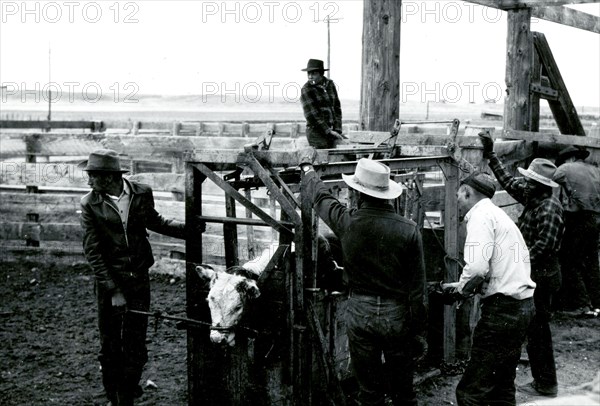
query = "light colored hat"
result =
(78, 149, 129, 173)
(342, 158, 403, 199)
(517, 158, 558, 188)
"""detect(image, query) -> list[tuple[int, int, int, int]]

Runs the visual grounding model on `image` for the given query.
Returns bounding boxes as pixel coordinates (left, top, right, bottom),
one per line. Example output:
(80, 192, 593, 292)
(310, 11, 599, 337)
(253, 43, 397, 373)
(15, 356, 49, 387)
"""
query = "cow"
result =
(196, 248, 273, 346)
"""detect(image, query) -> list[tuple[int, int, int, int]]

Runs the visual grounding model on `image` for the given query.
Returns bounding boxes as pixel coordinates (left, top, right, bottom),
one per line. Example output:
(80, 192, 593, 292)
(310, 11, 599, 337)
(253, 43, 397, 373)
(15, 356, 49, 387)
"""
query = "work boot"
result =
(517, 380, 558, 397)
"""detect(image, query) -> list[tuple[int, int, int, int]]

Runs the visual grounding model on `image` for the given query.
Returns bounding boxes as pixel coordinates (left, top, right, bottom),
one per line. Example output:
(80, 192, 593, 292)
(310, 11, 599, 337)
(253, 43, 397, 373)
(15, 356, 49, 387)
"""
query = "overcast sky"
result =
(1, 1, 599, 107)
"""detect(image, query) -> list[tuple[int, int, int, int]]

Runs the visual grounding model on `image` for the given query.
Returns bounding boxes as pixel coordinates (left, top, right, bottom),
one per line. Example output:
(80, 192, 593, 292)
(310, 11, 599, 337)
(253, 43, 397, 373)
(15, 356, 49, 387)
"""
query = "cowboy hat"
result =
(342, 158, 403, 199)
(78, 149, 129, 173)
(301, 59, 329, 72)
(517, 158, 558, 188)
(555, 145, 590, 166)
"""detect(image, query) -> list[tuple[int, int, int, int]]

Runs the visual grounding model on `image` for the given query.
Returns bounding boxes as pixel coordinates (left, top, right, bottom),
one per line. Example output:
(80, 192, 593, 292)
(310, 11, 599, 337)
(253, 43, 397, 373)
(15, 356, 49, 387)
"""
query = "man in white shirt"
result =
(445, 172, 536, 406)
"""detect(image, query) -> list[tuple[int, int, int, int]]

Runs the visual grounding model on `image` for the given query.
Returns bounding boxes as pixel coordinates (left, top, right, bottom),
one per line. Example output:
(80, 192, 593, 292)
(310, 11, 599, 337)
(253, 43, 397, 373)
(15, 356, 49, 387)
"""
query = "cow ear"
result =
(196, 265, 216, 281)
(237, 280, 260, 299)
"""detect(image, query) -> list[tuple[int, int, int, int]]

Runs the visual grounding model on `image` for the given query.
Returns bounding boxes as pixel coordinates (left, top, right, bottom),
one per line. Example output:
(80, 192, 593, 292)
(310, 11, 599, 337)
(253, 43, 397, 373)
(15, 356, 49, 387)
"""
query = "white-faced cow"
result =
(196, 248, 273, 346)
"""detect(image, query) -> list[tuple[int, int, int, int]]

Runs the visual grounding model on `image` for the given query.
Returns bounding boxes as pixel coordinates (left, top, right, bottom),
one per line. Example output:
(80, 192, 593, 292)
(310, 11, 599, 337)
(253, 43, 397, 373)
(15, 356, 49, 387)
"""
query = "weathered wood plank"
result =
(467, 0, 600, 10)
(503, 129, 600, 148)
(531, 5, 600, 34)
(533, 32, 587, 136)
(505, 8, 533, 132)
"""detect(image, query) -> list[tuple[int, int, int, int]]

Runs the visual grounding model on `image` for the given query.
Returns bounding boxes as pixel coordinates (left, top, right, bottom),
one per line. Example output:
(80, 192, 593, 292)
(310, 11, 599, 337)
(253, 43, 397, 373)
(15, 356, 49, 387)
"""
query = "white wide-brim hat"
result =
(341, 158, 403, 199)
(517, 158, 558, 188)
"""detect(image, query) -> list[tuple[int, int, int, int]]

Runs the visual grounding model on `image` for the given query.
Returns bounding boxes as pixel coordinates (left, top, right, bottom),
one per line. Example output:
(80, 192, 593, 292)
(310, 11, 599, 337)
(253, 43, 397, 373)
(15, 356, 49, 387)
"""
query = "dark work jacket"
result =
(302, 172, 428, 337)
(81, 179, 185, 292)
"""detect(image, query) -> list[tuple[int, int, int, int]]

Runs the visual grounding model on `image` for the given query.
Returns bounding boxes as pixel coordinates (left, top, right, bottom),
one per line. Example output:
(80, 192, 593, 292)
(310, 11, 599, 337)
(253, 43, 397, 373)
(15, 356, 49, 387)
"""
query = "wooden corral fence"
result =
(2, 118, 599, 406)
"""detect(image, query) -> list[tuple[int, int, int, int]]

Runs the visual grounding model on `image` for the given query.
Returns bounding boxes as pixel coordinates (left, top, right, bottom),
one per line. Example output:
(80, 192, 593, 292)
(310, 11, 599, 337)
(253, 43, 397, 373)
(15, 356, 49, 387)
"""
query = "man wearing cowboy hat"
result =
(300, 151, 427, 405)
(553, 146, 600, 317)
(300, 58, 348, 149)
(79, 149, 190, 405)
(442, 172, 535, 405)
(480, 132, 564, 398)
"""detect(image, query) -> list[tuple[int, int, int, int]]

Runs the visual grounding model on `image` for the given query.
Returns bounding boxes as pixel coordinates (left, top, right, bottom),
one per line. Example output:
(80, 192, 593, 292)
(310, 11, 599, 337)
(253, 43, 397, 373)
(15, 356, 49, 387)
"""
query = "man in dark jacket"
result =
(554, 146, 600, 316)
(80, 149, 188, 406)
(480, 133, 564, 398)
(301, 153, 427, 405)
(300, 58, 347, 149)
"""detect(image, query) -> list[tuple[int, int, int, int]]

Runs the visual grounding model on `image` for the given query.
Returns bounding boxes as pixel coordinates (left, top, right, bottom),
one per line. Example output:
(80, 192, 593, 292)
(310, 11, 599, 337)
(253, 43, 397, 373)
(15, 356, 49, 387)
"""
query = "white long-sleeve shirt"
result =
(458, 198, 535, 300)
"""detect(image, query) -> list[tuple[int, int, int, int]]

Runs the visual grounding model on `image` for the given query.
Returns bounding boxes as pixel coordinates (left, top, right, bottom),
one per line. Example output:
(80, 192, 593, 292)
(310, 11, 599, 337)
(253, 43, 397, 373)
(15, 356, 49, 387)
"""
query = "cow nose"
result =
(210, 330, 224, 343)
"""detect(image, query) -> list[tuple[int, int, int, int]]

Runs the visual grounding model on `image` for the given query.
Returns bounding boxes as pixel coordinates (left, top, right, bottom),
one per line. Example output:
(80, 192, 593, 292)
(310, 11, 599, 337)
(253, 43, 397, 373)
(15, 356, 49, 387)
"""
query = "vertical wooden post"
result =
(244, 188, 257, 260)
(504, 8, 533, 132)
(442, 159, 460, 363)
(360, 0, 401, 131)
(224, 194, 239, 268)
(185, 163, 219, 406)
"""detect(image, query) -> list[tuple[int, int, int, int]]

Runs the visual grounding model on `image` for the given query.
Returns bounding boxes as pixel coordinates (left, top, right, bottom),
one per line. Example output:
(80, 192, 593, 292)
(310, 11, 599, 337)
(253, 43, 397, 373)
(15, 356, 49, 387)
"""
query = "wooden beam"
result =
(531, 6, 600, 34)
(193, 163, 293, 235)
(360, 0, 401, 131)
(504, 8, 533, 132)
(442, 161, 461, 363)
(0, 120, 104, 131)
(503, 129, 600, 147)
(466, 1, 600, 10)
(533, 32, 587, 135)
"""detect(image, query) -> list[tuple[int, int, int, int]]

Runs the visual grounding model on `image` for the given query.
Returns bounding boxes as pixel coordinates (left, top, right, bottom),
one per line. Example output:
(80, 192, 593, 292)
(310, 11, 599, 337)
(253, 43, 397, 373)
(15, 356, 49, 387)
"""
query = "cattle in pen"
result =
(195, 248, 273, 346)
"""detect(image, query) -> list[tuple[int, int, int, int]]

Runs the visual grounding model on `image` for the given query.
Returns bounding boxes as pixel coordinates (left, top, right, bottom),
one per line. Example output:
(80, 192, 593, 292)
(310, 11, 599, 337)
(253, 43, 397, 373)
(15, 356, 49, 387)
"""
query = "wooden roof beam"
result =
(467, 0, 600, 9)
(467, 0, 600, 33)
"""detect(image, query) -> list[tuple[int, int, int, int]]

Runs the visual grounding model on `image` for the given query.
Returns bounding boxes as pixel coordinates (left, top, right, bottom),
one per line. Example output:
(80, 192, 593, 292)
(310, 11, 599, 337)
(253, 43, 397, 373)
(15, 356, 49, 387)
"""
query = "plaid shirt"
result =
(488, 154, 564, 266)
(300, 77, 342, 136)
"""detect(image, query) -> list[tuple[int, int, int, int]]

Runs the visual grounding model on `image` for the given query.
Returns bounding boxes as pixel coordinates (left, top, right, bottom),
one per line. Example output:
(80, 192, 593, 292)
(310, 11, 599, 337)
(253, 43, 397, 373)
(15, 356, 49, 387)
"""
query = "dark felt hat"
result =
(461, 172, 496, 199)
(78, 149, 129, 173)
(555, 146, 590, 166)
(301, 59, 329, 72)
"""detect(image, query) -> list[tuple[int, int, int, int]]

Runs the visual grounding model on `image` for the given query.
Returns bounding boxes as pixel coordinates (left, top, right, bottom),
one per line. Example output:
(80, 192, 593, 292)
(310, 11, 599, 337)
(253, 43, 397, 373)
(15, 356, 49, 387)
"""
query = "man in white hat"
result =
(300, 58, 348, 149)
(79, 149, 195, 405)
(300, 152, 427, 405)
(553, 146, 600, 317)
(480, 132, 564, 398)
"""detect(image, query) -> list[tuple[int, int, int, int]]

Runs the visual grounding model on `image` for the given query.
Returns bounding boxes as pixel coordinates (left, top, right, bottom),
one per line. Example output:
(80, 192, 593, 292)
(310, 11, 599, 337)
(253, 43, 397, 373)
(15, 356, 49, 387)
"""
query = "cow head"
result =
(196, 264, 260, 346)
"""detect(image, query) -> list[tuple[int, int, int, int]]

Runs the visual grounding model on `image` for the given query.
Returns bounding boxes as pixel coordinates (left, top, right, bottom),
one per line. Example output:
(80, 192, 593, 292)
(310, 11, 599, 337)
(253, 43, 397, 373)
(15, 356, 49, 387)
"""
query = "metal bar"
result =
(196, 215, 295, 228)
(192, 163, 293, 235)
(316, 156, 451, 176)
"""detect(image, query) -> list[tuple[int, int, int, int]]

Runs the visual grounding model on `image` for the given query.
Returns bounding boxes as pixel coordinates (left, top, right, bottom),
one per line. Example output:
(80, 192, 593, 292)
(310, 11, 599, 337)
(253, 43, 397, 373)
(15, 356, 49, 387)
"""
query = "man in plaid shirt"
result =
(480, 132, 564, 399)
(300, 59, 346, 149)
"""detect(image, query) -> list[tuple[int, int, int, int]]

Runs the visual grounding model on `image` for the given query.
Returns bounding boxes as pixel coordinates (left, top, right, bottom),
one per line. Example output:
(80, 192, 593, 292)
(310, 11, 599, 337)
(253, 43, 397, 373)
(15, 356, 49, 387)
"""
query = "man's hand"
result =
(298, 147, 318, 168)
(187, 220, 206, 236)
(111, 290, 126, 308)
(478, 131, 495, 159)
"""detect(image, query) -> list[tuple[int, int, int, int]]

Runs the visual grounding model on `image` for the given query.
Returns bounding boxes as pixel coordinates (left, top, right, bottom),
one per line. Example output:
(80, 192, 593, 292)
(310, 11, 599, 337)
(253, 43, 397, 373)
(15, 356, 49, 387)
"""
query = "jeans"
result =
(456, 295, 534, 406)
(97, 275, 150, 403)
(346, 293, 416, 406)
(527, 260, 560, 389)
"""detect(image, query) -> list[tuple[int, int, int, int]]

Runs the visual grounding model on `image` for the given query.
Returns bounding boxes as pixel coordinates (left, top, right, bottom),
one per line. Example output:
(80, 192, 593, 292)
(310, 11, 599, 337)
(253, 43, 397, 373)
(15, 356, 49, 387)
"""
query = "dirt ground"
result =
(1, 261, 598, 406)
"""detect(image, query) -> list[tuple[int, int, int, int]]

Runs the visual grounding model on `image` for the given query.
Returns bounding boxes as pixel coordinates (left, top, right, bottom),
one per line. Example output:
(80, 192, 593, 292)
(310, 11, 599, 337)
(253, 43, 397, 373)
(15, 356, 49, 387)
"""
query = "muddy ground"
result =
(1, 262, 598, 406)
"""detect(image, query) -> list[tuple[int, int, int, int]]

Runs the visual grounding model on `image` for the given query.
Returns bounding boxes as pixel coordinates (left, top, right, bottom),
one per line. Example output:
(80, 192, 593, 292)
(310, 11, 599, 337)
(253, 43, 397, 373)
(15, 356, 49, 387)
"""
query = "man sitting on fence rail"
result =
(300, 151, 428, 406)
(79, 149, 197, 406)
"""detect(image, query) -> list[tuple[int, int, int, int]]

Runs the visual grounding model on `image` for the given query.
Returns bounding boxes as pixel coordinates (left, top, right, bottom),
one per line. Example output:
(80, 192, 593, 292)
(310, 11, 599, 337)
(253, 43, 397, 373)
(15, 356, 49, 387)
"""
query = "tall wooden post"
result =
(360, 0, 401, 131)
(504, 8, 533, 132)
